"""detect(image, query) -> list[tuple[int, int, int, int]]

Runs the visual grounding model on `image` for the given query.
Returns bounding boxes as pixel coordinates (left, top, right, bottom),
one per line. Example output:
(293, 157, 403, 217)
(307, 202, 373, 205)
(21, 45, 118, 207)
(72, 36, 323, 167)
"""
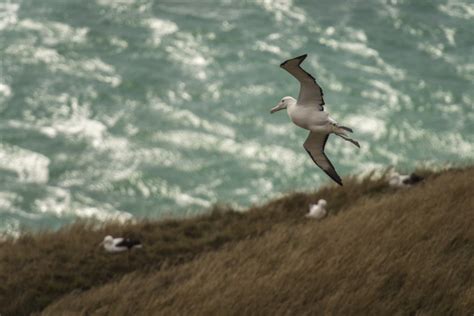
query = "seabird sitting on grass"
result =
(389, 172, 424, 188)
(270, 54, 360, 186)
(101, 235, 142, 253)
(306, 199, 328, 220)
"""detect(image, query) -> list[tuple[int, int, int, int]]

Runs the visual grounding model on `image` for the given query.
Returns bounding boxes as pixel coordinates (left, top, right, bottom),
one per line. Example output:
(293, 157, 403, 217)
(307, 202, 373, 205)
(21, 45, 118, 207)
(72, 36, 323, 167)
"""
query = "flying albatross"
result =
(271, 54, 360, 186)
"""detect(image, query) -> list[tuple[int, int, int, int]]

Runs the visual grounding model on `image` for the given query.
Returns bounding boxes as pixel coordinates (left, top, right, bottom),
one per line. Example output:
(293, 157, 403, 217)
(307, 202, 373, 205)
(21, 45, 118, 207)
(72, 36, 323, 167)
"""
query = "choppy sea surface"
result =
(0, 0, 473, 236)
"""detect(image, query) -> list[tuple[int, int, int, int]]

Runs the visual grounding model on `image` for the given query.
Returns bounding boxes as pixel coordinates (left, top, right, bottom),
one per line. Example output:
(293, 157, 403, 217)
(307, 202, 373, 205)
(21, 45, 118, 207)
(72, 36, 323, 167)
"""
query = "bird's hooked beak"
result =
(270, 102, 285, 114)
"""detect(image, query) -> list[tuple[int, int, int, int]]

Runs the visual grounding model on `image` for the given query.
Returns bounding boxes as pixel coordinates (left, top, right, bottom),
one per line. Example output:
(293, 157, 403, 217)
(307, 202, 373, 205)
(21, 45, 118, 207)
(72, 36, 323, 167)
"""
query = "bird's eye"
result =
(282, 100, 285, 103)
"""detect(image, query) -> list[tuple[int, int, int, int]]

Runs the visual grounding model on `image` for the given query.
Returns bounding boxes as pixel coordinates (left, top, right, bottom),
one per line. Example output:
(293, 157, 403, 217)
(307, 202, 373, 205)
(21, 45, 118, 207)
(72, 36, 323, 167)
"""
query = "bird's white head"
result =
(318, 199, 327, 207)
(101, 235, 114, 246)
(270, 96, 295, 114)
(388, 168, 401, 178)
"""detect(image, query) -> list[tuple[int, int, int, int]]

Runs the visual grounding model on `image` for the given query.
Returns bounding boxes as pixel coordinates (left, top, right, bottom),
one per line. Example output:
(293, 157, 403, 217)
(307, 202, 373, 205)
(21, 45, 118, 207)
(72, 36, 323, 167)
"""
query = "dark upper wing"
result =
(280, 54, 325, 110)
(303, 131, 342, 186)
(116, 238, 141, 248)
(404, 173, 424, 185)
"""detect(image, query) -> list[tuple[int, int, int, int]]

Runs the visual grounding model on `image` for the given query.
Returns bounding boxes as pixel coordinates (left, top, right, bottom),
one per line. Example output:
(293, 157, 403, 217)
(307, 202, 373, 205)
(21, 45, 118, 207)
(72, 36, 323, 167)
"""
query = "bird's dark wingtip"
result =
(280, 54, 308, 67)
(328, 173, 343, 186)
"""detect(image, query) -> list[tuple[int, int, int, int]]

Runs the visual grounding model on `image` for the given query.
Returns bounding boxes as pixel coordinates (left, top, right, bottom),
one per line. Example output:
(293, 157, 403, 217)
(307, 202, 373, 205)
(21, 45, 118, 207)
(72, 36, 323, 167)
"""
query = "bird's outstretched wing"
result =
(303, 131, 342, 186)
(280, 54, 325, 110)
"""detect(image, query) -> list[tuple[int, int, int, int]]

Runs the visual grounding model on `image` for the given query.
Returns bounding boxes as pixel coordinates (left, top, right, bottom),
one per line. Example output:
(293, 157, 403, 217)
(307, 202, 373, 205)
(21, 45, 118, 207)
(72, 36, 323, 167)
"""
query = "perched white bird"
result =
(101, 235, 142, 253)
(271, 54, 360, 186)
(389, 171, 424, 188)
(306, 199, 328, 220)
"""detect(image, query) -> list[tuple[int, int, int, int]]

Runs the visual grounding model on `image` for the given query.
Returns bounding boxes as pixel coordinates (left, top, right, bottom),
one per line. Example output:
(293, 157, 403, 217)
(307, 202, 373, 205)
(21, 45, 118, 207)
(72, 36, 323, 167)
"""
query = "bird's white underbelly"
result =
(105, 245, 126, 252)
(287, 104, 330, 132)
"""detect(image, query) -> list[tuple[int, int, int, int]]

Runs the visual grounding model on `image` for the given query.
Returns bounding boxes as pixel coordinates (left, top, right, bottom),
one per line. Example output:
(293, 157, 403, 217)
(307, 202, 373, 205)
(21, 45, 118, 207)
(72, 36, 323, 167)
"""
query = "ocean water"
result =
(0, 0, 473, 236)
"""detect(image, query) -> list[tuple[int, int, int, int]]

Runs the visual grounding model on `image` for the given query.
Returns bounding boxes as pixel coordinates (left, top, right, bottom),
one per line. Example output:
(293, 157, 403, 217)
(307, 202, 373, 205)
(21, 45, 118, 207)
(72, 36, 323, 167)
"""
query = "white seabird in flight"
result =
(101, 235, 142, 253)
(271, 54, 360, 186)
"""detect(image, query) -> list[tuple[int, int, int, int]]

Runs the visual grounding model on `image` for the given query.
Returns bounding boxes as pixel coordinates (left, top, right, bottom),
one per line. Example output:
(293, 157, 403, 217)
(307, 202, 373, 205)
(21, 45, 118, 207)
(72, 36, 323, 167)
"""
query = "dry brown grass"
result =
(1, 167, 473, 315)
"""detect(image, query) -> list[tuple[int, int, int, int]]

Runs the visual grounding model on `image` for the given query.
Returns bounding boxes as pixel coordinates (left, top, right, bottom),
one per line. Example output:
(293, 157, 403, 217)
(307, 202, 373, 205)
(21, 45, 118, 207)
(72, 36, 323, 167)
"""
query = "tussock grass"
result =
(1, 167, 472, 315)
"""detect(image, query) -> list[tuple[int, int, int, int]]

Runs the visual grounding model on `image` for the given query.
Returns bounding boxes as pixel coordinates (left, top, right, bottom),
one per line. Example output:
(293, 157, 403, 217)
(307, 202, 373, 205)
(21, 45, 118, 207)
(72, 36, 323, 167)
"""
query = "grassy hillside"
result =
(1, 167, 473, 315)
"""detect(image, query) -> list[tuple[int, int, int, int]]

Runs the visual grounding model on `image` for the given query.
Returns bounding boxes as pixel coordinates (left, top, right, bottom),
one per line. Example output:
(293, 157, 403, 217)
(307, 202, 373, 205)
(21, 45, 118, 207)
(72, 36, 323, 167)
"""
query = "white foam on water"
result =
(0, 83, 12, 97)
(166, 82, 192, 103)
(439, 1, 474, 19)
(240, 84, 275, 96)
(376, 0, 401, 21)
(361, 80, 412, 109)
(248, 178, 274, 204)
(26, 97, 108, 146)
(344, 61, 384, 76)
(255, 40, 282, 56)
(6, 44, 122, 86)
(146, 178, 211, 208)
(34, 187, 71, 216)
(441, 26, 456, 46)
(433, 89, 455, 104)
(56, 136, 136, 188)
(0, 2, 19, 31)
(0, 192, 16, 210)
(0, 218, 21, 239)
(174, 193, 211, 208)
(256, 0, 306, 24)
(5, 45, 62, 64)
(320, 38, 378, 59)
(345, 115, 387, 140)
(417, 42, 445, 59)
(456, 63, 474, 81)
(262, 122, 294, 137)
(387, 121, 473, 159)
(75, 206, 133, 222)
(10, 94, 110, 150)
(6, 119, 55, 138)
(136, 147, 184, 169)
(69, 58, 122, 87)
(153, 130, 305, 175)
(18, 19, 88, 45)
(109, 36, 128, 50)
(315, 25, 406, 81)
(316, 26, 376, 59)
(353, 162, 387, 180)
(151, 98, 236, 139)
(145, 18, 178, 46)
(51, 104, 107, 147)
(33, 187, 133, 222)
(188, 178, 222, 202)
(96, 0, 137, 8)
(322, 38, 405, 80)
(432, 133, 474, 158)
(0, 144, 50, 184)
(165, 32, 211, 80)
(375, 147, 405, 165)
(74, 195, 133, 223)
(202, 82, 223, 101)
